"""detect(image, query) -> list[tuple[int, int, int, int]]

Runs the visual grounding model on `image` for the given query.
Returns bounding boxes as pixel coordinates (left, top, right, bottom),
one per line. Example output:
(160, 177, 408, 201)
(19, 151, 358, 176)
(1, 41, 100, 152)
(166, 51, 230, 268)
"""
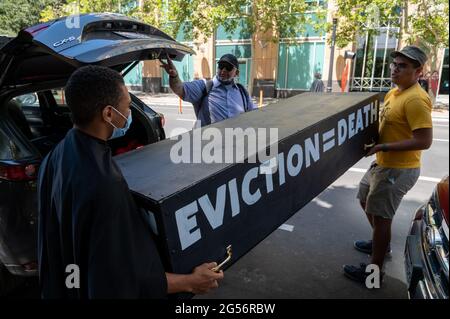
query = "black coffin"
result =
(115, 92, 380, 274)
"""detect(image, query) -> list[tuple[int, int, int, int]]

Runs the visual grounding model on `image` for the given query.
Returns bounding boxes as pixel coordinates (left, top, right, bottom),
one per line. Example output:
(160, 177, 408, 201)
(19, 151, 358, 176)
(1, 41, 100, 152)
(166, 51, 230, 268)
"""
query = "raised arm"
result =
(160, 55, 184, 98)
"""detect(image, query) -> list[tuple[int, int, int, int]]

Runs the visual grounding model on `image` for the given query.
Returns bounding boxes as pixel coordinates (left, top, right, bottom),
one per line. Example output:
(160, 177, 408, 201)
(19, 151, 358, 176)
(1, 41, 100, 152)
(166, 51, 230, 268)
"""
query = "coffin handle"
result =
(364, 140, 376, 150)
(212, 245, 232, 272)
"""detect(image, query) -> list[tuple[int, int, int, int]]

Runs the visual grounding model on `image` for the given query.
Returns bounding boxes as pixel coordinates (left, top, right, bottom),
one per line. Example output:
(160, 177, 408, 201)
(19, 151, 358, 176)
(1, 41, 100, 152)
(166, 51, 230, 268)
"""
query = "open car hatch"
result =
(0, 13, 194, 90)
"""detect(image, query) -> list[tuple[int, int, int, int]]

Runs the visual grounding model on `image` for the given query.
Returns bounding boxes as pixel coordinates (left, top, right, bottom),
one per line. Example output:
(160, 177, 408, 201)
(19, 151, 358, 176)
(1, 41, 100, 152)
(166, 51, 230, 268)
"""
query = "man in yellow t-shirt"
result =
(344, 46, 433, 285)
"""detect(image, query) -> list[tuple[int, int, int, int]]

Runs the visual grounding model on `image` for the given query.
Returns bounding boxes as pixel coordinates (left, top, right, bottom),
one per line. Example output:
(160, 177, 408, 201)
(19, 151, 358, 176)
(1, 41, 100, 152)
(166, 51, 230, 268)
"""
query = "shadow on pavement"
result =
(4, 183, 425, 299)
(197, 183, 424, 299)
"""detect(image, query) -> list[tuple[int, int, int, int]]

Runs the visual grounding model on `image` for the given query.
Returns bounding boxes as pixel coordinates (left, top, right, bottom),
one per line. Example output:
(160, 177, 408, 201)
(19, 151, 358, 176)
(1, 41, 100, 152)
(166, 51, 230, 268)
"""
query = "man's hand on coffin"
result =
(188, 262, 224, 294)
(365, 128, 433, 157)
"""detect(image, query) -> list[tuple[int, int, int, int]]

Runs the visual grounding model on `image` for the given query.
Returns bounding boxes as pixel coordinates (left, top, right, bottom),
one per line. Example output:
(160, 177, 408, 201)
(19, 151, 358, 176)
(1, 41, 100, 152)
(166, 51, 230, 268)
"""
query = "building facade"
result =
(124, 0, 448, 98)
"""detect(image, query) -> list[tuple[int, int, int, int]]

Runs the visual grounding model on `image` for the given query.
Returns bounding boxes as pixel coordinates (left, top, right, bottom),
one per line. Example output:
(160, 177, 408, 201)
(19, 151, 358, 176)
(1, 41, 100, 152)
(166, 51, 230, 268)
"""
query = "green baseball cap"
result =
(390, 45, 428, 67)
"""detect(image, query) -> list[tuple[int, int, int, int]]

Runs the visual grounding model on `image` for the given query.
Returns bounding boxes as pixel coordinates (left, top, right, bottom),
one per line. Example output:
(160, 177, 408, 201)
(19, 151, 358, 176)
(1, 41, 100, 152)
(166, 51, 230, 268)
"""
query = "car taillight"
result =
(24, 22, 51, 35)
(414, 207, 424, 221)
(23, 261, 38, 272)
(0, 163, 38, 181)
(159, 113, 165, 127)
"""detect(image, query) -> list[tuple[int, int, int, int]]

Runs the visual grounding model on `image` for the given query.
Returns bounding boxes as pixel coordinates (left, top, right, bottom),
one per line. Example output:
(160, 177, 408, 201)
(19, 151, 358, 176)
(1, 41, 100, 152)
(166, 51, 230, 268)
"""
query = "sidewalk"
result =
(130, 91, 279, 108)
(434, 94, 449, 111)
(131, 91, 449, 118)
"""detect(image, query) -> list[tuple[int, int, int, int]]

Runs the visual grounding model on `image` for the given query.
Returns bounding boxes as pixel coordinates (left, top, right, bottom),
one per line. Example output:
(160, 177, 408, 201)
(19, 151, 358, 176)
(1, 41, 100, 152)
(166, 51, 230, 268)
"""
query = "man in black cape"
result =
(38, 65, 223, 298)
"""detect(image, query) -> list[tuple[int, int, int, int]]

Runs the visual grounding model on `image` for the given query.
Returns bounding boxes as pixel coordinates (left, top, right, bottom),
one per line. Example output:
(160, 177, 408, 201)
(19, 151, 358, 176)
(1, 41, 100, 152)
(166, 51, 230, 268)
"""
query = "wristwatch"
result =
(381, 144, 389, 152)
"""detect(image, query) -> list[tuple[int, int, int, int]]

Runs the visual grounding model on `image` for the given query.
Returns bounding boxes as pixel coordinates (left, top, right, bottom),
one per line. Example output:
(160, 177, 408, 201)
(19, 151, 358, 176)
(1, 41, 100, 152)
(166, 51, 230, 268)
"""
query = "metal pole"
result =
(380, 23, 390, 90)
(327, 18, 337, 92)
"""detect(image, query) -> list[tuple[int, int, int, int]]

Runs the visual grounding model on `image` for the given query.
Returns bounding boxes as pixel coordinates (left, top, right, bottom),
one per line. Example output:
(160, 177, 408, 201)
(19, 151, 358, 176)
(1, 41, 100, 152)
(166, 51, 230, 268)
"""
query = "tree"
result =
(333, 0, 402, 48)
(333, 0, 449, 69)
(37, 1, 328, 43)
(127, 0, 168, 30)
(0, 0, 56, 36)
(164, 1, 327, 90)
(406, 0, 449, 71)
(168, 0, 327, 43)
(40, 0, 125, 22)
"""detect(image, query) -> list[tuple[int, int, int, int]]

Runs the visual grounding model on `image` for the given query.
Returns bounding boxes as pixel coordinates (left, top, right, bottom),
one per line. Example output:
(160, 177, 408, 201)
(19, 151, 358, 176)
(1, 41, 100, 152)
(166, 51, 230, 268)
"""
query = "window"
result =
(215, 18, 252, 88)
(0, 123, 34, 160)
(51, 89, 68, 107)
(174, 22, 193, 42)
(215, 44, 252, 87)
(162, 21, 194, 86)
(305, 0, 328, 10)
(280, 13, 327, 39)
(13, 93, 39, 108)
(162, 53, 194, 86)
(0, 98, 36, 160)
(277, 41, 325, 90)
(216, 19, 252, 41)
(123, 62, 143, 88)
(351, 26, 399, 92)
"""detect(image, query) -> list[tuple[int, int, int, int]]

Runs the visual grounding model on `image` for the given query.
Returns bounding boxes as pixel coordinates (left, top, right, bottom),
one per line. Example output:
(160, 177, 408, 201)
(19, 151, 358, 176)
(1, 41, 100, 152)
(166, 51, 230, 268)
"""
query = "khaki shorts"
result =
(357, 162, 420, 219)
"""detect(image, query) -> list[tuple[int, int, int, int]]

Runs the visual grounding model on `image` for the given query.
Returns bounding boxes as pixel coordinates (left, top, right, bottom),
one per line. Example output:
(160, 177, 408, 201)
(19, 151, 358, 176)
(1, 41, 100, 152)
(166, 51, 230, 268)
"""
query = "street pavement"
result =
(136, 92, 449, 299)
(132, 91, 277, 138)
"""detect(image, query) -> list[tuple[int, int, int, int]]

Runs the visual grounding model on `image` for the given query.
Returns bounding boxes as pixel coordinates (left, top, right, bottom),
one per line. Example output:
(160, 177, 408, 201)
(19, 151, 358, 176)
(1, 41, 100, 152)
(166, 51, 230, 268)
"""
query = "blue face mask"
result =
(108, 106, 132, 139)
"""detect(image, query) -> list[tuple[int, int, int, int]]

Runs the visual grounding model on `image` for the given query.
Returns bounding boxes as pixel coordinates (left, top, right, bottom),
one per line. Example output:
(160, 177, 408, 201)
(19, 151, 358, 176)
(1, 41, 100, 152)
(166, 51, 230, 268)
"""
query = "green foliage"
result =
(333, 0, 449, 52)
(3, 0, 445, 57)
(167, 0, 327, 42)
(127, 0, 168, 29)
(333, 0, 403, 48)
(0, 0, 56, 36)
(34, 1, 327, 42)
(169, 0, 239, 40)
(40, 0, 126, 22)
(407, 0, 449, 48)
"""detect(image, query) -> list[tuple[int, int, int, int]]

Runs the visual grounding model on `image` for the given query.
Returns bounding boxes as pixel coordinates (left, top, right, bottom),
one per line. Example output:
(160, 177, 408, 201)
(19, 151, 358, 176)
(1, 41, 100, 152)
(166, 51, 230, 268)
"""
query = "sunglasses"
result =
(390, 61, 414, 71)
(218, 62, 235, 72)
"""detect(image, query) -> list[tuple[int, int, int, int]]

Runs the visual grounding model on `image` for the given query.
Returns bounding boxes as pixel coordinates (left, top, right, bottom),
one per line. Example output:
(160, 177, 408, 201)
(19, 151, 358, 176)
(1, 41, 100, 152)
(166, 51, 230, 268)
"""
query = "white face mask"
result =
(217, 72, 238, 85)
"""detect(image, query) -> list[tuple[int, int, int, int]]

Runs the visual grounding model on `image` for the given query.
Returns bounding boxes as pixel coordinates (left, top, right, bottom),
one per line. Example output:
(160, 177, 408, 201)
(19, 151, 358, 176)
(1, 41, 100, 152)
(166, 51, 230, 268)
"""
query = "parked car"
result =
(0, 13, 193, 295)
(404, 176, 449, 299)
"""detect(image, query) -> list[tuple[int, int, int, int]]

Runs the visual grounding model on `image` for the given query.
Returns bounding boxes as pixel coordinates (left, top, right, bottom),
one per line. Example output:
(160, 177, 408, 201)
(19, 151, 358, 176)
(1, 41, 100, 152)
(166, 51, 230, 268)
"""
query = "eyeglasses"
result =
(389, 62, 411, 71)
(218, 62, 235, 72)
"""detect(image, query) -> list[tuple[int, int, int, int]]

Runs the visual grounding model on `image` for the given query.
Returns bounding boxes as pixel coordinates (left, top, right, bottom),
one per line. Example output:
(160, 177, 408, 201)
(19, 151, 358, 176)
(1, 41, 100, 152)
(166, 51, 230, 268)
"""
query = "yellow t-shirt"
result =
(376, 83, 432, 169)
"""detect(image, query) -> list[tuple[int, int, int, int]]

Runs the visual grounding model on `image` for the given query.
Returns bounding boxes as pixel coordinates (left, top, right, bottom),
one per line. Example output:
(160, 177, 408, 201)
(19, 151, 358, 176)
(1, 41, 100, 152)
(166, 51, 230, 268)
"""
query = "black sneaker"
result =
(354, 240, 392, 255)
(343, 263, 370, 283)
(343, 263, 384, 287)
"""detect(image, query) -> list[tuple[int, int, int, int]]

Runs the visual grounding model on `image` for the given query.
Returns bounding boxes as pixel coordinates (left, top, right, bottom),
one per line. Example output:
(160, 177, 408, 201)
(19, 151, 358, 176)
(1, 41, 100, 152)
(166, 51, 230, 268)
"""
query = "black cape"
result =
(37, 128, 167, 299)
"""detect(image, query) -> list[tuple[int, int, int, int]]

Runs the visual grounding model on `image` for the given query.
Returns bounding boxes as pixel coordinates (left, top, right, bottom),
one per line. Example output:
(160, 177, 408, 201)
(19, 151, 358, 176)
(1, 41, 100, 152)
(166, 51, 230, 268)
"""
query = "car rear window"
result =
(0, 120, 35, 160)
(13, 93, 39, 108)
(51, 89, 68, 108)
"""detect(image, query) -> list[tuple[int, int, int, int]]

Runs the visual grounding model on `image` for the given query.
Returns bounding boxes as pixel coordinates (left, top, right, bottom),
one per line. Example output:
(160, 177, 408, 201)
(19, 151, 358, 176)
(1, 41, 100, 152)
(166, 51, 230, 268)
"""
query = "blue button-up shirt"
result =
(183, 76, 256, 124)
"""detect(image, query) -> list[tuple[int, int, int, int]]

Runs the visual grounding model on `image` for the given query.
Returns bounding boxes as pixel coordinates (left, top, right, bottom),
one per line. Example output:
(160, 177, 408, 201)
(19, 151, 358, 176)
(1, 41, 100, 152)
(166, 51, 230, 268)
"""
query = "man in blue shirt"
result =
(160, 53, 256, 127)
